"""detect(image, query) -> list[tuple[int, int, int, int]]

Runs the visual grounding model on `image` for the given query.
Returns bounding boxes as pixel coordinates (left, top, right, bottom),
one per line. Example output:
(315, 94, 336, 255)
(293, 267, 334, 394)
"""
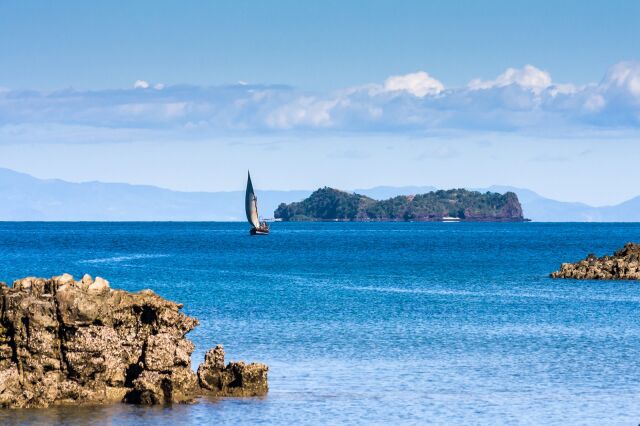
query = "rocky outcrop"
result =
(0, 274, 268, 408)
(197, 345, 268, 397)
(550, 243, 640, 280)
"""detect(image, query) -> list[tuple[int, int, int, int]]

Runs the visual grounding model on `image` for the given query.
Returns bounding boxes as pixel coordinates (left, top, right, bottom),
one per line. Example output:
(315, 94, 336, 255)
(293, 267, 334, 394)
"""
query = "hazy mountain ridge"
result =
(0, 168, 307, 221)
(0, 168, 638, 222)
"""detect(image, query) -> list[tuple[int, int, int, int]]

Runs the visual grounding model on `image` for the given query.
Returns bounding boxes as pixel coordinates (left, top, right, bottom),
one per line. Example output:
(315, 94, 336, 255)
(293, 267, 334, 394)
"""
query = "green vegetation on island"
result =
(274, 187, 526, 222)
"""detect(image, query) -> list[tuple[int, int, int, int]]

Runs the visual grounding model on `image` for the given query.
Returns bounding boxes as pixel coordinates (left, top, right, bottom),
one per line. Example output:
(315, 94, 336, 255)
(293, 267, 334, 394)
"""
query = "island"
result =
(0, 274, 268, 408)
(274, 187, 527, 222)
(550, 242, 640, 280)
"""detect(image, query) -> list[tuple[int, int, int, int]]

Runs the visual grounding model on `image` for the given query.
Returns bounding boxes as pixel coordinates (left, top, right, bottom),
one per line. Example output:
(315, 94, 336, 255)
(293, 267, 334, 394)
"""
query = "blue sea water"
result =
(1, 222, 640, 425)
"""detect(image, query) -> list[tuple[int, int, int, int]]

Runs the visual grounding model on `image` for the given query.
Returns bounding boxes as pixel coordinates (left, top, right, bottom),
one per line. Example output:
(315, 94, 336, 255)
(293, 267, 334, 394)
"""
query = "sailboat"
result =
(245, 171, 270, 235)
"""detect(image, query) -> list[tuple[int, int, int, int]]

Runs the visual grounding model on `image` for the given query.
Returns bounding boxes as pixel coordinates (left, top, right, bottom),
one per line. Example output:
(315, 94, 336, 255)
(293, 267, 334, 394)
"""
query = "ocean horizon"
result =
(1, 221, 640, 424)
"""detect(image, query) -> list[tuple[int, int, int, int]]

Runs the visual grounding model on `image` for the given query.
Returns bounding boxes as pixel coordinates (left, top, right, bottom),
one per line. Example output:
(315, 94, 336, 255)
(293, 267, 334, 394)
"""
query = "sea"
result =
(1, 222, 640, 425)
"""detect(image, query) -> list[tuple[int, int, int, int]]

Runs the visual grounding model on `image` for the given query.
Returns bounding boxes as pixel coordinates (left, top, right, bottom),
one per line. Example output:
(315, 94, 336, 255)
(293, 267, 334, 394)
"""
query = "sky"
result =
(0, 1, 639, 205)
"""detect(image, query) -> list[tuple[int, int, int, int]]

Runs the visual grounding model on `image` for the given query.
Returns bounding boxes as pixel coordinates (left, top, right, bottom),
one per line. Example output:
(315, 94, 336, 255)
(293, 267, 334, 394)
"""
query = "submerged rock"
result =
(0, 274, 268, 408)
(550, 242, 640, 280)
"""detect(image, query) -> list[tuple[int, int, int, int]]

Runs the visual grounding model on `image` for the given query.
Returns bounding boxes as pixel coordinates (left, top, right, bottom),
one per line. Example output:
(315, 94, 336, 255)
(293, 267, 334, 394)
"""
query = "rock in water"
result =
(197, 345, 269, 396)
(0, 274, 268, 408)
(550, 242, 640, 280)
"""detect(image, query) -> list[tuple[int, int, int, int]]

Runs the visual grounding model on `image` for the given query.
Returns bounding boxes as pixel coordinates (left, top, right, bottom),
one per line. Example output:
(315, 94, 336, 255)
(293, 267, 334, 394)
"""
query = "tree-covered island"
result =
(274, 187, 527, 222)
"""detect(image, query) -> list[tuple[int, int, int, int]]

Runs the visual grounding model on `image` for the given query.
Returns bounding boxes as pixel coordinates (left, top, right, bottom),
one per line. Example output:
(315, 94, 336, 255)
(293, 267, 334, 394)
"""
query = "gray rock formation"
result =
(197, 345, 269, 397)
(550, 242, 640, 280)
(0, 274, 268, 408)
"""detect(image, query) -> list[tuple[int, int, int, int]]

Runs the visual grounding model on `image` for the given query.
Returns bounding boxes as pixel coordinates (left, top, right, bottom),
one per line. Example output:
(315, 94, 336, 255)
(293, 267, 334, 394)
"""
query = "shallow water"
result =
(1, 222, 640, 425)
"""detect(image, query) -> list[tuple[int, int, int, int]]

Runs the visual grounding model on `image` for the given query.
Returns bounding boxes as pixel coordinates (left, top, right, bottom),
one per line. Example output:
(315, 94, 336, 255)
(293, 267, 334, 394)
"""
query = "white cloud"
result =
(1, 62, 640, 138)
(583, 94, 606, 112)
(134, 80, 164, 90)
(547, 83, 578, 97)
(115, 102, 187, 119)
(601, 61, 640, 98)
(266, 96, 340, 129)
(468, 65, 552, 93)
(382, 71, 444, 97)
(133, 80, 150, 89)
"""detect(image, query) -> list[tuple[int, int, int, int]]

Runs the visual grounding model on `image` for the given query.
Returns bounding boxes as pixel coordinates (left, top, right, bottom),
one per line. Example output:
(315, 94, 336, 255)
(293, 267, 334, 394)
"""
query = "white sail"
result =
(245, 171, 260, 229)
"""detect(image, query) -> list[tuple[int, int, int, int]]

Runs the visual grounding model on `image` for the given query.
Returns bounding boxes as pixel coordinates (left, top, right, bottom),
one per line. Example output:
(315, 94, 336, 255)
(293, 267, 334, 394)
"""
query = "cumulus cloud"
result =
(265, 96, 340, 129)
(1, 61, 640, 141)
(382, 71, 445, 97)
(600, 61, 640, 103)
(468, 65, 552, 93)
(134, 80, 165, 90)
(133, 80, 150, 89)
(583, 94, 606, 112)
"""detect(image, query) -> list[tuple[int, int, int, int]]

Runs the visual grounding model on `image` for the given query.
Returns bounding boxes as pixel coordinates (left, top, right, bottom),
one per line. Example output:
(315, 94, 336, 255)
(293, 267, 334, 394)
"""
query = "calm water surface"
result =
(1, 222, 640, 425)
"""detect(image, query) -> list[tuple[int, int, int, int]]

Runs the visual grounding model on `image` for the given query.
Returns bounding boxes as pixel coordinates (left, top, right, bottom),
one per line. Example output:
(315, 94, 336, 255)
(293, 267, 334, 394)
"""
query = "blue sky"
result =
(1, 1, 637, 90)
(0, 1, 639, 205)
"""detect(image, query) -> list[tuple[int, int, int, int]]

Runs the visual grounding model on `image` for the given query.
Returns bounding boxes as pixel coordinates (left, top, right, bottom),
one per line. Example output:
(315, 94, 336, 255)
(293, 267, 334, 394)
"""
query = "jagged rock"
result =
(551, 242, 640, 280)
(88, 276, 109, 294)
(55, 273, 75, 286)
(197, 345, 269, 397)
(81, 274, 93, 284)
(0, 274, 268, 408)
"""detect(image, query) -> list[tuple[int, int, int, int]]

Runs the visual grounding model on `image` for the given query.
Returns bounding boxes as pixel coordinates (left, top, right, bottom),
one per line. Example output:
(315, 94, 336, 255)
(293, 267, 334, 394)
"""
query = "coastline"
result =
(0, 274, 268, 409)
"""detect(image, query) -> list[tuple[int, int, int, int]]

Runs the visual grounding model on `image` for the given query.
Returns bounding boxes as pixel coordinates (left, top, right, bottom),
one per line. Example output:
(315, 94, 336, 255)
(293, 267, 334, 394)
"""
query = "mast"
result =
(245, 171, 261, 229)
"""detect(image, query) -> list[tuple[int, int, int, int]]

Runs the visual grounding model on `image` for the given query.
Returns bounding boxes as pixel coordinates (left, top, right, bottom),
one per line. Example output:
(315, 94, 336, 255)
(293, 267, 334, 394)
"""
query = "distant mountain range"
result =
(0, 168, 309, 221)
(1, 167, 639, 221)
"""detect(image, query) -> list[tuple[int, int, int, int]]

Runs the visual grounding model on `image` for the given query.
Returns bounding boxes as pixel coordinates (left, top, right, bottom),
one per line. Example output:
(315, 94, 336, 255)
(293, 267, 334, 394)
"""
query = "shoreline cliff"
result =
(0, 274, 267, 408)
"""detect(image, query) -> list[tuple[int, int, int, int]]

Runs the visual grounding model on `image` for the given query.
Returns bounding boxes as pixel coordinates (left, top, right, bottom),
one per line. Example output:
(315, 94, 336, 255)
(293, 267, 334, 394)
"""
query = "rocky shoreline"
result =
(0, 274, 268, 408)
(550, 242, 640, 280)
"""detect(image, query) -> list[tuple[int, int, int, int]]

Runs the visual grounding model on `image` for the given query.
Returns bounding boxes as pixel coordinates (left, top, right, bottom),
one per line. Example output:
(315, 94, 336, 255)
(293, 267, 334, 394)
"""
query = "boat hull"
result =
(250, 227, 270, 235)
